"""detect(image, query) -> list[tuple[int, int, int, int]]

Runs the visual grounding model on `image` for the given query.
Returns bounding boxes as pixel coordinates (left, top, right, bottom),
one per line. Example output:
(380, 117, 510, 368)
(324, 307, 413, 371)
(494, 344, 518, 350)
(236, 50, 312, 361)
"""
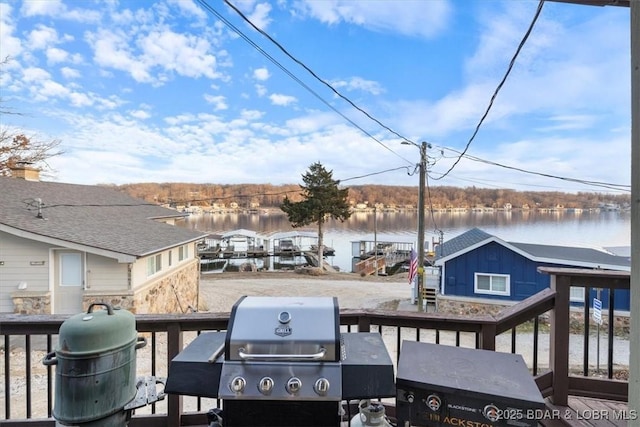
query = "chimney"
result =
(10, 162, 41, 181)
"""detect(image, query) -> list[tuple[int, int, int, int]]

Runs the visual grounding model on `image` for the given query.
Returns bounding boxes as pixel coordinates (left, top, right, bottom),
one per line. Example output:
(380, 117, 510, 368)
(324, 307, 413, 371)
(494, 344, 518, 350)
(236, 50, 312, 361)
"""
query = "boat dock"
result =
(199, 229, 337, 273)
(351, 240, 415, 275)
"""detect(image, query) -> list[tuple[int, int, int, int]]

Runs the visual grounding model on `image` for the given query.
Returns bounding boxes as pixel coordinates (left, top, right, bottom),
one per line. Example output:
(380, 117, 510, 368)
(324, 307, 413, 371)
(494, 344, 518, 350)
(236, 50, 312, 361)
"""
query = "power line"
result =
(424, 173, 442, 235)
(223, 0, 415, 146)
(433, 0, 546, 181)
(196, 0, 413, 164)
(338, 166, 415, 183)
(433, 145, 631, 192)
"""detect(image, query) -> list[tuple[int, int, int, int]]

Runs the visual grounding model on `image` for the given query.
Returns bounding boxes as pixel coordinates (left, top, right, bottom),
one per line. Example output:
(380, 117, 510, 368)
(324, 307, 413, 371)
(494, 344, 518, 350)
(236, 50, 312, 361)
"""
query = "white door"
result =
(54, 251, 84, 314)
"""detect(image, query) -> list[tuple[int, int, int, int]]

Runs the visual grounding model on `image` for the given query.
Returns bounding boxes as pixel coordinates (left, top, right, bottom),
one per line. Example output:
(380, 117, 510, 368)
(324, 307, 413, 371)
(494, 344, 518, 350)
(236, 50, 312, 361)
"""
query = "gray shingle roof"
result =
(434, 227, 630, 270)
(0, 177, 207, 258)
(435, 227, 493, 257)
(509, 242, 630, 269)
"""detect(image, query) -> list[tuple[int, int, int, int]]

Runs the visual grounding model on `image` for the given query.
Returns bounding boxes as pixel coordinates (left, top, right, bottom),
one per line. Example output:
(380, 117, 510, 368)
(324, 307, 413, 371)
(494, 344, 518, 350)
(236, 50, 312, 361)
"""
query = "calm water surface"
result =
(181, 210, 631, 273)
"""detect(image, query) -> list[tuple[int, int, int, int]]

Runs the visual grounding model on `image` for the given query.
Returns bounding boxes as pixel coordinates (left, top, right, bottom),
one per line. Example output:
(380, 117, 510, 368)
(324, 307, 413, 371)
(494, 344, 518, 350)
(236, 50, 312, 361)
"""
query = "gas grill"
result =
(165, 296, 395, 427)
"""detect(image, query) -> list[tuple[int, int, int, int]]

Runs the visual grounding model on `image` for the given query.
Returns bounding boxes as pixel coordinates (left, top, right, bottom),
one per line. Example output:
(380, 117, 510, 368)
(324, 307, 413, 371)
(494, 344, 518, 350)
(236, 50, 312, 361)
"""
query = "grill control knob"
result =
(230, 376, 246, 393)
(258, 377, 274, 395)
(286, 377, 302, 395)
(314, 378, 330, 396)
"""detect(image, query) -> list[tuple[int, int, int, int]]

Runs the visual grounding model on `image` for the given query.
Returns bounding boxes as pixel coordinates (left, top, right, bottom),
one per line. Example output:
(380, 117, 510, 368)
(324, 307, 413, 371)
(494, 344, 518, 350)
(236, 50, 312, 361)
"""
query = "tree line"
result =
(109, 182, 630, 210)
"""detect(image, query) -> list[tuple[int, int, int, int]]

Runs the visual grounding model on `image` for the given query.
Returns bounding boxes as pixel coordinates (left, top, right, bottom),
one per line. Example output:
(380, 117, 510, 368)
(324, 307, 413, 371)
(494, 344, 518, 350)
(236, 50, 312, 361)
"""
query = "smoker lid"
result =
(57, 303, 137, 355)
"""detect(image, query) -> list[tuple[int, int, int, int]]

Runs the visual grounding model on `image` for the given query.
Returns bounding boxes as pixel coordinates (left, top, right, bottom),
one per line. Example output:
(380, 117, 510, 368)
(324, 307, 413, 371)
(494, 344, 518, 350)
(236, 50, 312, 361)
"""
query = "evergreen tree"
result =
(281, 162, 351, 270)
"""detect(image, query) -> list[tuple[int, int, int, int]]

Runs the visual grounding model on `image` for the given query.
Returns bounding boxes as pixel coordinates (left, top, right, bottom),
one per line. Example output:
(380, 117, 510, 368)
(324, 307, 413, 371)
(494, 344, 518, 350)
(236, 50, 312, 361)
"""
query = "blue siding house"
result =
(433, 228, 631, 311)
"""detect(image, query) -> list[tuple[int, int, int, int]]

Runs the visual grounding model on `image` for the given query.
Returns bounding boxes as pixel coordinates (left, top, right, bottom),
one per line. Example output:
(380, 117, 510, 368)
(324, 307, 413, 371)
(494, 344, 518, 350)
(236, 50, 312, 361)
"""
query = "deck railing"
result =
(0, 268, 630, 426)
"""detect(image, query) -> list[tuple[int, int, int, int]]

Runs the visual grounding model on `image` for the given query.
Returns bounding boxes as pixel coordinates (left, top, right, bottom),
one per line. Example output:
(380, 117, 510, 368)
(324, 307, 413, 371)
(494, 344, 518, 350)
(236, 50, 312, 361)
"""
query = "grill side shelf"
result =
(341, 333, 396, 400)
(165, 332, 225, 398)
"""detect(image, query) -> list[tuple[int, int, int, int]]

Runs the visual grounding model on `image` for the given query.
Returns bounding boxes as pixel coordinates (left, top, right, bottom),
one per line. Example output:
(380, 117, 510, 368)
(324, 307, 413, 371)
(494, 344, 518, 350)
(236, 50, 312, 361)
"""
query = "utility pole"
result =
(403, 140, 429, 312)
(374, 205, 378, 276)
(417, 141, 427, 312)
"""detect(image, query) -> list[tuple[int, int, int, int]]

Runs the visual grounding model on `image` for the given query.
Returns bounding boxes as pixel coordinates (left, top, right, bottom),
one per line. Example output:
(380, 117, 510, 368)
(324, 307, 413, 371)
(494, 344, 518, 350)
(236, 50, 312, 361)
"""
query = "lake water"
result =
(181, 210, 631, 273)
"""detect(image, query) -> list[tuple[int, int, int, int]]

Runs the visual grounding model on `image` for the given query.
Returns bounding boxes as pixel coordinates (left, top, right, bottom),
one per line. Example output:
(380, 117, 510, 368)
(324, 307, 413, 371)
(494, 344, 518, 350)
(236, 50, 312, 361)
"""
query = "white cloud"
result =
(130, 109, 151, 119)
(240, 109, 264, 120)
(21, 0, 65, 17)
(537, 115, 597, 132)
(46, 47, 68, 64)
(20, 0, 100, 23)
(204, 94, 229, 111)
(38, 79, 70, 99)
(255, 84, 267, 97)
(166, 0, 207, 20)
(294, 0, 451, 38)
(231, 1, 273, 29)
(0, 3, 22, 58)
(22, 67, 51, 82)
(331, 76, 384, 95)
(87, 27, 223, 84)
(248, 2, 272, 30)
(27, 25, 58, 50)
(253, 67, 270, 81)
(68, 91, 92, 107)
(21, 0, 100, 23)
(269, 93, 297, 106)
(60, 67, 81, 79)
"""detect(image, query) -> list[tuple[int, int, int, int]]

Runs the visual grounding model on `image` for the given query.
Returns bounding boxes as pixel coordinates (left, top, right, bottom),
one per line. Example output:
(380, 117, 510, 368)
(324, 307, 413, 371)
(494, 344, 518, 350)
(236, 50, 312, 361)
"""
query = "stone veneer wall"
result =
(437, 296, 631, 334)
(130, 260, 200, 314)
(83, 292, 135, 312)
(11, 291, 51, 314)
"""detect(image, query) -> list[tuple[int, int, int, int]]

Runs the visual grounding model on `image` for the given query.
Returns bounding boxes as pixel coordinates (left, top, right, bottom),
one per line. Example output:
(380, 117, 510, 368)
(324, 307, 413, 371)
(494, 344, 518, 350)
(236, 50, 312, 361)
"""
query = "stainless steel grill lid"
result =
(225, 296, 340, 362)
(219, 296, 342, 401)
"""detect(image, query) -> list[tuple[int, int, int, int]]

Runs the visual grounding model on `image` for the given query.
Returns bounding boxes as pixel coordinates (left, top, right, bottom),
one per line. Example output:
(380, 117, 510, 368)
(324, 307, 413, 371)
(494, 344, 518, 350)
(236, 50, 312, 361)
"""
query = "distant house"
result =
(0, 167, 207, 315)
(433, 228, 631, 310)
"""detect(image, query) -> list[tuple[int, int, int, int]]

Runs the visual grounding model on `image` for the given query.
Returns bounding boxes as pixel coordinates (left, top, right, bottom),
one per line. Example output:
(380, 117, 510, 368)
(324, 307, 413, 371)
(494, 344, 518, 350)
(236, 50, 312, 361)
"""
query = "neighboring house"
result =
(433, 228, 631, 311)
(0, 167, 208, 315)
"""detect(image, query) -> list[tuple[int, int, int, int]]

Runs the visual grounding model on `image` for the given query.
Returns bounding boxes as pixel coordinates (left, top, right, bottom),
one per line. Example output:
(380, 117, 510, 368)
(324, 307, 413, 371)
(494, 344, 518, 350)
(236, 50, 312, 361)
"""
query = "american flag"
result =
(408, 248, 418, 285)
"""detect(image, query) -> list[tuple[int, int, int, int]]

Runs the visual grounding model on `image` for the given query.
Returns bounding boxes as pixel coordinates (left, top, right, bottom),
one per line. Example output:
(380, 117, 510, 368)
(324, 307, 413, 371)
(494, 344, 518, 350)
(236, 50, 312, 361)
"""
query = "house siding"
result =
(130, 242, 197, 289)
(442, 241, 630, 310)
(0, 231, 51, 313)
(1, 232, 201, 314)
(85, 254, 129, 291)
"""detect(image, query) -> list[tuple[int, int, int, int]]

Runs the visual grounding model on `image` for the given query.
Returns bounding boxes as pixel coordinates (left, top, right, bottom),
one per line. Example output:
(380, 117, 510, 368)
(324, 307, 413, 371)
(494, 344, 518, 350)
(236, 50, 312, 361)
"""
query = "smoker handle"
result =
(87, 302, 114, 315)
(135, 336, 147, 350)
(237, 347, 327, 360)
(42, 351, 57, 366)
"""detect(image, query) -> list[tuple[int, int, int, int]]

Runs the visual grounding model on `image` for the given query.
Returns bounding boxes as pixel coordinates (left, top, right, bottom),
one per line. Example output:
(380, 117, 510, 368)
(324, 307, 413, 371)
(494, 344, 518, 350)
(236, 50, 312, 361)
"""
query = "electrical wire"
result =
(433, 145, 631, 192)
(196, 0, 414, 164)
(223, 0, 415, 146)
(338, 166, 415, 183)
(424, 173, 442, 235)
(433, 0, 546, 181)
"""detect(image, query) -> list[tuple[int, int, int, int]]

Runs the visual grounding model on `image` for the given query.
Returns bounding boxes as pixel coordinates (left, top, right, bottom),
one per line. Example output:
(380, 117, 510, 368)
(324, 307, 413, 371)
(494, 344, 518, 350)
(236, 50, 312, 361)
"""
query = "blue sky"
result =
(0, 0, 632, 193)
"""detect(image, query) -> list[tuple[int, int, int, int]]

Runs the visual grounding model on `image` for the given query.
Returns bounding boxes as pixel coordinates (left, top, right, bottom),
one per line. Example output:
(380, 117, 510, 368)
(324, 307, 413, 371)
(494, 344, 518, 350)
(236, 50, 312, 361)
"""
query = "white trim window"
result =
(147, 254, 162, 276)
(178, 244, 189, 262)
(474, 273, 510, 296)
(570, 286, 585, 303)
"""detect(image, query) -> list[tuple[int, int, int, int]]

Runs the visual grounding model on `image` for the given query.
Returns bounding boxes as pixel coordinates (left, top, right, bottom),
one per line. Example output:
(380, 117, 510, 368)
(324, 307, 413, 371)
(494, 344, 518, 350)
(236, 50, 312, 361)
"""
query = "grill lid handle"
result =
(237, 347, 327, 360)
